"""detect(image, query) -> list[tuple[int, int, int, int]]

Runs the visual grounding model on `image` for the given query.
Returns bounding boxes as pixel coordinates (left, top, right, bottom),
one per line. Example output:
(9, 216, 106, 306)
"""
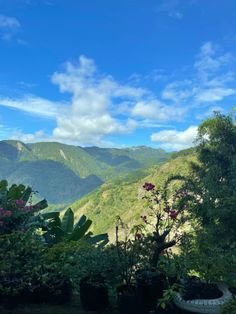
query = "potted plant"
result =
(173, 277, 232, 314)
(136, 269, 165, 311)
(173, 233, 234, 313)
(77, 242, 119, 311)
(115, 216, 149, 314)
(130, 179, 190, 312)
(80, 274, 109, 311)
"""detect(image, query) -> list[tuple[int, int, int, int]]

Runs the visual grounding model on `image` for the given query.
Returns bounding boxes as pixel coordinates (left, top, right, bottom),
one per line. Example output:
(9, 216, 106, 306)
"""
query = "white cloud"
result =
(161, 42, 236, 105)
(162, 80, 195, 102)
(131, 99, 185, 122)
(0, 96, 62, 119)
(156, 0, 184, 20)
(0, 14, 21, 41)
(168, 11, 183, 19)
(196, 87, 236, 103)
(0, 15, 20, 29)
(9, 129, 46, 143)
(194, 42, 232, 81)
(151, 126, 198, 150)
(50, 55, 147, 144)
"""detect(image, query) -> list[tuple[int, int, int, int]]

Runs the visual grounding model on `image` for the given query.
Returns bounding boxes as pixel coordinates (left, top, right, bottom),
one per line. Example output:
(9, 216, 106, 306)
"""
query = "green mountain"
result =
(0, 140, 171, 204)
(71, 151, 196, 238)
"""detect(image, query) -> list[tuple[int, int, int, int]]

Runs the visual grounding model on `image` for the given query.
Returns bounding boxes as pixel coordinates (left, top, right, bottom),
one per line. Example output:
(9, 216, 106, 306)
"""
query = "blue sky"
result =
(0, 0, 236, 150)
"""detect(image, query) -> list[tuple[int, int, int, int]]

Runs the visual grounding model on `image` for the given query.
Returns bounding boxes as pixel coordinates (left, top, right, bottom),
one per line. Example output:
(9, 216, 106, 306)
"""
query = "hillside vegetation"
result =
(71, 152, 196, 238)
(0, 140, 171, 204)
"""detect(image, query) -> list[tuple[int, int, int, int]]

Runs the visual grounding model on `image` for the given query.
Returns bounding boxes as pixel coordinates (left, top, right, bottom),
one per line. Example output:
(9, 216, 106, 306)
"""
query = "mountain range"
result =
(0, 140, 171, 204)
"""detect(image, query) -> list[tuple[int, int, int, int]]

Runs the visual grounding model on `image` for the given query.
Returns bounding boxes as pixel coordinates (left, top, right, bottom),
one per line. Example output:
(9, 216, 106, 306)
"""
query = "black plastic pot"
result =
(0, 276, 72, 308)
(117, 284, 147, 314)
(80, 276, 109, 311)
(136, 270, 165, 311)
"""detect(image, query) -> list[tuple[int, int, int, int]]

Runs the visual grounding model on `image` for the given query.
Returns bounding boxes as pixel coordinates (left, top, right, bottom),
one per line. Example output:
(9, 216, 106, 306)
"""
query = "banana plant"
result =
(42, 208, 109, 246)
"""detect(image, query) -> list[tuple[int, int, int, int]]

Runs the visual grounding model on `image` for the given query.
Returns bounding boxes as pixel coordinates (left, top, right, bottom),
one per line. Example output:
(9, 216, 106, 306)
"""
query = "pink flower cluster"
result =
(163, 207, 179, 219)
(23, 206, 34, 211)
(143, 182, 155, 191)
(0, 208, 12, 217)
(15, 199, 26, 206)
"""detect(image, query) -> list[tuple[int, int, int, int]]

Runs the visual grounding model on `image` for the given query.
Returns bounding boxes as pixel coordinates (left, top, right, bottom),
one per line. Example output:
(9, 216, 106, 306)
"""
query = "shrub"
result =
(0, 231, 72, 305)
(220, 298, 236, 314)
(0, 180, 47, 235)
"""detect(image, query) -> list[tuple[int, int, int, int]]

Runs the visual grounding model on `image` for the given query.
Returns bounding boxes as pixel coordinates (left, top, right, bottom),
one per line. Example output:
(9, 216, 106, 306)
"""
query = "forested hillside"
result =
(71, 151, 196, 237)
(0, 140, 171, 204)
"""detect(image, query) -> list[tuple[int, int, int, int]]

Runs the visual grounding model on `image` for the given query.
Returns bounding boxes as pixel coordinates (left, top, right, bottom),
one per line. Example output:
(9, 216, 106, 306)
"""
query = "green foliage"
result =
(179, 231, 236, 282)
(191, 112, 236, 240)
(157, 283, 180, 310)
(0, 180, 48, 234)
(115, 216, 150, 286)
(180, 112, 236, 282)
(71, 154, 195, 237)
(0, 231, 72, 304)
(44, 241, 121, 291)
(42, 208, 108, 245)
(220, 299, 236, 314)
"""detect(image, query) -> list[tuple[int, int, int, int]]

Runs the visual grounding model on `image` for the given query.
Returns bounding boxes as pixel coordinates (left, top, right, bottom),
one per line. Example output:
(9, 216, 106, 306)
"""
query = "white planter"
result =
(173, 283, 232, 314)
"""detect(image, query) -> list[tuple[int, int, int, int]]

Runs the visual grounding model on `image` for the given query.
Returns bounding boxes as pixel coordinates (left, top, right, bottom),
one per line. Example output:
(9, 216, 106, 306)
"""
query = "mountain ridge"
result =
(0, 140, 172, 204)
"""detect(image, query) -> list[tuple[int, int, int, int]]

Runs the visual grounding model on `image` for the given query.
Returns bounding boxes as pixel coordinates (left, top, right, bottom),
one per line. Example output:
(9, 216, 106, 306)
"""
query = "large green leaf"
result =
(61, 207, 74, 233)
(32, 199, 48, 211)
(21, 186, 33, 202)
(48, 215, 62, 229)
(44, 226, 64, 244)
(69, 219, 92, 241)
(41, 211, 60, 220)
(74, 215, 87, 229)
(87, 233, 109, 245)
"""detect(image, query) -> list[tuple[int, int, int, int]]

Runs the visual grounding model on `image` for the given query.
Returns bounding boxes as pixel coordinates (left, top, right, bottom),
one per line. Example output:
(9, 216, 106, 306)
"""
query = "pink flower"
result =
(24, 206, 33, 211)
(143, 182, 155, 191)
(3, 210, 12, 217)
(169, 210, 179, 220)
(163, 206, 171, 213)
(135, 233, 142, 240)
(15, 199, 26, 205)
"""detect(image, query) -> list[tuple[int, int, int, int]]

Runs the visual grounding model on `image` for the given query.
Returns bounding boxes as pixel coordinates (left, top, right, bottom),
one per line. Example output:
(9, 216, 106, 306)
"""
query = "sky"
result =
(0, 0, 236, 150)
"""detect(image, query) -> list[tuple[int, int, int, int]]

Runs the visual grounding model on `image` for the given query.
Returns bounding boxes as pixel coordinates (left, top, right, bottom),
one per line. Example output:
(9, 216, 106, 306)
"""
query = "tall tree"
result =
(182, 112, 236, 282)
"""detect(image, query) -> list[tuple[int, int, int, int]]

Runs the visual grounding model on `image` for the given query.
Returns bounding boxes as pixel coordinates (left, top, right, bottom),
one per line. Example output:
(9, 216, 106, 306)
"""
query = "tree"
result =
(182, 112, 236, 282)
(192, 112, 236, 242)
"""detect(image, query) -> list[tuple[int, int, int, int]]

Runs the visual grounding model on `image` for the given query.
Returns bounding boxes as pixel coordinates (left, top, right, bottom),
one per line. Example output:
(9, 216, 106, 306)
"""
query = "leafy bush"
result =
(44, 241, 121, 291)
(0, 180, 47, 234)
(220, 298, 236, 314)
(0, 231, 72, 305)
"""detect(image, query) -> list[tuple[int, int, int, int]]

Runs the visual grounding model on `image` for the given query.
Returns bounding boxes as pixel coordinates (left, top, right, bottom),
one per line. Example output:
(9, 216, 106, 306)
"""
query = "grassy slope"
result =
(71, 153, 196, 238)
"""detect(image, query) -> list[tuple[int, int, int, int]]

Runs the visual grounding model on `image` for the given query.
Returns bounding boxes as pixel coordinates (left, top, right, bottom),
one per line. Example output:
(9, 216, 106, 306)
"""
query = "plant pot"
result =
(173, 282, 232, 313)
(80, 276, 109, 311)
(136, 270, 165, 311)
(117, 284, 147, 314)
